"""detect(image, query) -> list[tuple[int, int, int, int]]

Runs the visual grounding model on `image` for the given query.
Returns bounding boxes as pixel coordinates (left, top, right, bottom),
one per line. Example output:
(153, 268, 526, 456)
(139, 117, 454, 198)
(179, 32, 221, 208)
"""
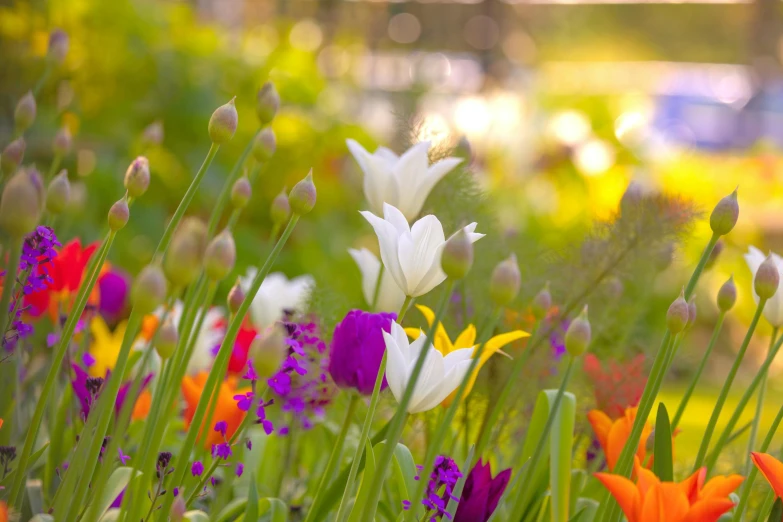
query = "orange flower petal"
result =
(606, 413, 634, 471)
(700, 474, 744, 500)
(595, 472, 641, 522)
(678, 467, 707, 503)
(682, 499, 736, 522)
(752, 452, 783, 498)
(588, 409, 613, 452)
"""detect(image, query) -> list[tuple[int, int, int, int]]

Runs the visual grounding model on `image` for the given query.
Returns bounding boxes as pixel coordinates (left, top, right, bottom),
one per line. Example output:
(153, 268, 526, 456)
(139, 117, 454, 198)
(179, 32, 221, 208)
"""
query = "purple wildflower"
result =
(118, 448, 130, 465)
(173, 487, 179, 497)
(214, 420, 228, 437)
(211, 443, 232, 460)
(236, 463, 244, 477)
(412, 455, 463, 521)
(233, 392, 254, 412)
(191, 461, 204, 477)
(243, 360, 258, 382)
(454, 459, 511, 522)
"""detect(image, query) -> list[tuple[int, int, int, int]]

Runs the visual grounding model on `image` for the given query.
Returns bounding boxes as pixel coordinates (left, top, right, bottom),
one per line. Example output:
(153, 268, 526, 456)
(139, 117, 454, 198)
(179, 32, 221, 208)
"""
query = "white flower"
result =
(745, 246, 783, 326)
(348, 247, 407, 314)
(383, 321, 473, 414)
(360, 203, 484, 298)
(240, 270, 314, 329)
(347, 139, 463, 222)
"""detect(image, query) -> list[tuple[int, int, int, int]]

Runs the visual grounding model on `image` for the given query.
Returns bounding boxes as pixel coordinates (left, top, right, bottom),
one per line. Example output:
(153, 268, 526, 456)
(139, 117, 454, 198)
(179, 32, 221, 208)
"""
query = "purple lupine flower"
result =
(243, 360, 258, 382)
(236, 463, 244, 477)
(214, 420, 228, 437)
(211, 442, 232, 460)
(191, 461, 204, 477)
(233, 392, 254, 412)
(412, 456, 463, 521)
(453, 459, 511, 522)
(118, 448, 130, 465)
(173, 487, 180, 497)
(255, 398, 275, 435)
(328, 310, 396, 395)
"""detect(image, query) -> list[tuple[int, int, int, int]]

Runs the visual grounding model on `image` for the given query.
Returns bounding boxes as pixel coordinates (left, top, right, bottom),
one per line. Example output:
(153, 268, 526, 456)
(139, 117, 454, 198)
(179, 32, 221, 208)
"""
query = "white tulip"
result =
(347, 139, 463, 222)
(745, 246, 783, 326)
(348, 247, 407, 313)
(383, 321, 473, 414)
(360, 203, 484, 298)
(240, 270, 314, 329)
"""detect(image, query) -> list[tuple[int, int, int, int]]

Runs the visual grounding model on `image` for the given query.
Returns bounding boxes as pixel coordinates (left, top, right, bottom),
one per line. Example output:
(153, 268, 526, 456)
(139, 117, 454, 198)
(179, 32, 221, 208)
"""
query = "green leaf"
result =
(0, 442, 49, 487)
(184, 511, 211, 522)
(263, 498, 288, 522)
(769, 498, 783, 522)
(245, 474, 259, 521)
(215, 498, 248, 522)
(30, 515, 55, 522)
(347, 440, 376, 522)
(98, 509, 120, 522)
(91, 467, 140, 520)
(653, 403, 673, 481)
(569, 470, 586, 517)
(548, 390, 576, 522)
(569, 499, 598, 522)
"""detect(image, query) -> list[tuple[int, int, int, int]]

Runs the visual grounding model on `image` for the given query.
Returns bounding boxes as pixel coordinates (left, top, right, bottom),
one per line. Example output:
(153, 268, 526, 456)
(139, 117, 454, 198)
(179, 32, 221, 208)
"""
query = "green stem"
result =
(744, 328, 778, 472)
(0, 238, 22, 348)
(360, 282, 455, 521)
(704, 333, 783, 470)
(370, 264, 384, 311)
(153, 143, 219, 261)
(692, 299, 766, 470)
(671, 313, 726, 430)
(305, 395, 360, 522)
(8, 231, 114, 509)
(46, 153, 62, 182)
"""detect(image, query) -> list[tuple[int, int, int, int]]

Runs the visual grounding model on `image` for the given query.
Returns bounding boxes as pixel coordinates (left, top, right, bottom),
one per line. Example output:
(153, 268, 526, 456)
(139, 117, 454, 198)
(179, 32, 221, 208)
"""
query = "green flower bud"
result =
(252, 128, 277, 162)
(108, 198, 130, 231)
(709, 188, 739, 236)
(124, 156, 151, 198)
(231, 176, 252, 209)
(755, 255, 780, 300)
(289, 170, 316, 215)
(531, 283, 552, 321)
(46, 170, 71, 214)
(132, 264, 167, 314)
(687, 297, 697, 328)
(565, 306, 591, 356)
(270, 189, 291, 225)
(490, 254, 521, 306)
(705, 239, 724, 270)
(14, 91, 37, 134)
(717, 275, 737, 312)
(441, 229, 473, 280)
(142, 121, 164, 147)
(53, 126, 72, 156)
(256, 82, 280, 125)
(250, 324, 288, 378)
(667, 289, 689, 334)
(0, 167, 44, 238)
(155, 319, 178, 360)
(47, 29, 69, 64)
(227, 278, 245, 315)
(2, 138, 25, 174)
(164, 217, 208, 288)
(455, 136, 472, 164)
(204, 229, 236, 281)
(208, 97, 238, 144)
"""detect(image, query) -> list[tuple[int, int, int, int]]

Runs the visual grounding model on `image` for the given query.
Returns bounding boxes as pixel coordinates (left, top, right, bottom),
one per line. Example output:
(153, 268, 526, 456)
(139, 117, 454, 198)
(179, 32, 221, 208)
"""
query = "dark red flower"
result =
(454, 459, 511, 522)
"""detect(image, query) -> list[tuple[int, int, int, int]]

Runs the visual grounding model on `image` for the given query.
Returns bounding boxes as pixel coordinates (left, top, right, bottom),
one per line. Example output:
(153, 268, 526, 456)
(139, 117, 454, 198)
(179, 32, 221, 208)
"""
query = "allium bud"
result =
(53, 127, 72, 156)
(227, 279, 245, 314)
(270, 189, 291, 225)
(717, 275, 737, 312)
(142, 121, 164, 146)
(124, 157, 151, 198)
(455, 136, 472, 164)
(250, 324, 288, 378)
(289, 170, 316, 215)
(565, 306, 591, 357)
(705, 239, 724, 270)
(2, 138, 25, 174)
(754, 255, 780, 300)
(231, 176, 252, 209)
(14, 91, 37, 133)
(531, 283, 552, 321)
(490, 254, 521, 306)
(155, 320, 178, 360)
(208, 97, 238, 144)
(47, 29, 69, 64)
(0, 168, 44, 237)
(204, 229, 236, 281)
(256, 82, 280, 125)
(654, 242, 675, 272)
(252, 128, 277, 162)
(441, 229, 473, 280)
(170, 496, 187, 522)
(132, 264, 167, 314)
(709, 188, 739, 236)
(46, 170, 71, 214)
(108, 198, 130, 231)
(164, 217, 208, 288)
(666, 289, 689, 334)
(687, 297, 697, 328)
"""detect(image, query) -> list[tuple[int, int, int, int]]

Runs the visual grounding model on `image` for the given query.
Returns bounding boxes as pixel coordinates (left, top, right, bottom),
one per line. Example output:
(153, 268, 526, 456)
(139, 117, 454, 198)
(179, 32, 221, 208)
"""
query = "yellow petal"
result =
(454, 324, 477, 349)
(404, 327, 422, 340)
(412, 304, 454, 355)
(414, 304, 436, 327)
(90, 316, 112, 344)
(477, 330, 529, 364)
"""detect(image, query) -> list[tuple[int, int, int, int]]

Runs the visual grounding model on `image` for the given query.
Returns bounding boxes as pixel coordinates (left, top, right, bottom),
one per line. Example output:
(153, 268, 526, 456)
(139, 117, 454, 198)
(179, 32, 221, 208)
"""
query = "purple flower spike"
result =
(233, 391, 254, 412)
(236, 462, 244, 477)
(453, 459, 511, 522)
(328, 310, 396, 395)
(211, 442, 232, 460)
(191, 461, 204, 477)
(214, 420, 228, 437)
(415, 455, 463, 521)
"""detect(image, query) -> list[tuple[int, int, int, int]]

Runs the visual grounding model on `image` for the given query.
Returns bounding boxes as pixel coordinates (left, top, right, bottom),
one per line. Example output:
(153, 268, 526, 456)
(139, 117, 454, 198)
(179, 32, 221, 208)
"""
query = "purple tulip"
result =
(454, 459, 512, 522)
(328, 310, 396, 395)
(98, 268, 130, 322)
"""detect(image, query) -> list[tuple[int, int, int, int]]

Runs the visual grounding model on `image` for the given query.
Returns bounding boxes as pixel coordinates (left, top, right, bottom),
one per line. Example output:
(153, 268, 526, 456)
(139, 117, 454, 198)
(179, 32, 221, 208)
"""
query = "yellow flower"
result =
(88, 316, 128, 377)
(404, 304, 529, 406)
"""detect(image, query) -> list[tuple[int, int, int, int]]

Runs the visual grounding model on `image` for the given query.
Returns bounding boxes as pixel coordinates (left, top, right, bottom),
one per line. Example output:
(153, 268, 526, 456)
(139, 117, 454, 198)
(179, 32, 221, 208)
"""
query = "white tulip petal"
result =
(390, 322, 412, 360)
(412, 360, 472, 413)
(383, 330, 407, 404)
(407, 348, 444, 412)
(361, 210, 408, 293)
(375, 146, 399, 162)
(382, 203, 412, 236)
(443, 347, 474, 371)
(348, 248, 381, 306)
(398, 215, 445, 293)
(393, 141, 431, 201)
(404, 156, 463, 219)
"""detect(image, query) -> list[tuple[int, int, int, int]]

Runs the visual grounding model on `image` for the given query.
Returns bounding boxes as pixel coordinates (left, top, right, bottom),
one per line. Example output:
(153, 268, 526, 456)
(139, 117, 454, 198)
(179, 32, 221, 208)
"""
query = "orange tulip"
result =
(182, 372, 249, 447)
(0, 501, 7, 522)
(132, 390, 152, 421)
(588, 407, 652, 471)
(596, 465, 743, 522)
(751, 452, 783, 498)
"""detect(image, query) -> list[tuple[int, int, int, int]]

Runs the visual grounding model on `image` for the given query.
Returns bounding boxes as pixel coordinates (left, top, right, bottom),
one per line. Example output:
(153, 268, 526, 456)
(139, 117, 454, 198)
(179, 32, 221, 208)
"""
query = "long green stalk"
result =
(0, 239, 22, 349)
(692, 299, 767, 470)
(671, 312, 726, 430)
(744, 328, 778, 474)
(206, 131, 258, 238)
(360, 282, 454, 521)
(8, 230, 114, 509)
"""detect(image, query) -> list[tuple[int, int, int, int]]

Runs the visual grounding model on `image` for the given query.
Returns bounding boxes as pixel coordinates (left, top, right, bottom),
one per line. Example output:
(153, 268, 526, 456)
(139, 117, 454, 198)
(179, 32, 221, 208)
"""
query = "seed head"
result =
(142, 121, 164, 146)
(204, 229, 236, 281)
(132, 264, 167, 314)
(155, 319, 178, 360)
(709, 188, 739, 236)
(666, 288, 689, 334)
(124, 157, 151, 198)
(108, 198, 130, 231)
(208, 97, 238, 144)
(14, 91, 37, 133)
(250, 324, 288, 378)
(564, 306, 591, 357)
(53, 126, 72, 156)
(441, 229, 473, 280)
(164, 217, 208, 288)
(717, 275, 737, 312)
(531, 283, 552, 321)
(46, 170, 71, 214)
(270, 189, 291, 226)
(47, 29, 69, 64)
(252, 128, 277, 162)
(289, 169, 316, 215)
(490, 254, 521, 306)
(256, 82, 280, 125)
(755, 255, 780, 300)
(231, 176, 252, 209)
(0, 167, 44, 238)
(2, 138, 26, 174)
(227, 278, 245, 315)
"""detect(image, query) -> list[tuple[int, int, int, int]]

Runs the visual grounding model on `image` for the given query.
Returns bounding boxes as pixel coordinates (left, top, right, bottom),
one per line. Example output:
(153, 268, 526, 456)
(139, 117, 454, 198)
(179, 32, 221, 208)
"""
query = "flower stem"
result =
(0, 238, 22, 349)
(370, 264, 385, 311)
(671, 312, 726, 430)
(692, 299, 767, 470)
(743, 328, 778, 470)
(8, 230, 115, 510)
(305, 395, 360, 522)
(360, 281, 455, 521)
